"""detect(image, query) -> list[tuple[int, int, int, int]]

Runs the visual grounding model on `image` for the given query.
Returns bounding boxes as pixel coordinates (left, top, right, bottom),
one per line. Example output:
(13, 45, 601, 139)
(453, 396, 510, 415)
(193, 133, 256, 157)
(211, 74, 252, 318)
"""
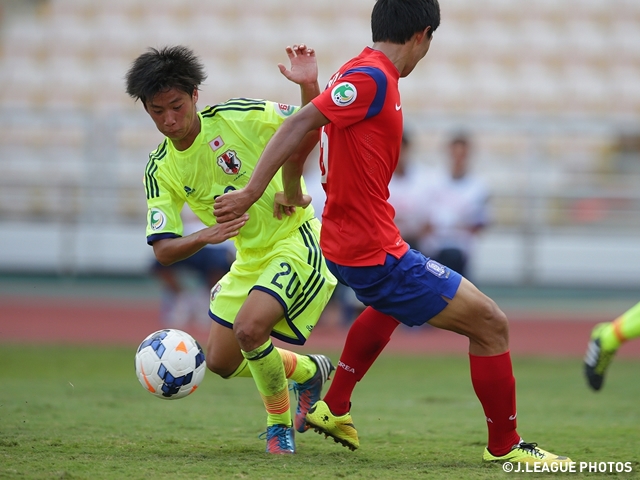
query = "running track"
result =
(1, 295, 638, 359)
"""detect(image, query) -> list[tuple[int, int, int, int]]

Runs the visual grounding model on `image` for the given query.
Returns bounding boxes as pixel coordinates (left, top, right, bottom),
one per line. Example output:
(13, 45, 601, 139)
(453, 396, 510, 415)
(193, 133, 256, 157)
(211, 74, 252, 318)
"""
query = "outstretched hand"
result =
(278, 44, 318, 86)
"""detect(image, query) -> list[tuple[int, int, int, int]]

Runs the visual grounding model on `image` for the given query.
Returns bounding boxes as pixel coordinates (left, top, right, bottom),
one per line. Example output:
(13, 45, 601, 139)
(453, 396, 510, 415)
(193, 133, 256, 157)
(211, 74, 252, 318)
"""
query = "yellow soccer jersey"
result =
(144, 98, 316, 251)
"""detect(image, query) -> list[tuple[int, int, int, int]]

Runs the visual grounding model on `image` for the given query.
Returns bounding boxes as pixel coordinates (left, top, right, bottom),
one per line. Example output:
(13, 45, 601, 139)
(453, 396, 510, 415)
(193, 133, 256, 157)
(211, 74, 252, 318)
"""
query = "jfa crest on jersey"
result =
(217, 150, 241, 175)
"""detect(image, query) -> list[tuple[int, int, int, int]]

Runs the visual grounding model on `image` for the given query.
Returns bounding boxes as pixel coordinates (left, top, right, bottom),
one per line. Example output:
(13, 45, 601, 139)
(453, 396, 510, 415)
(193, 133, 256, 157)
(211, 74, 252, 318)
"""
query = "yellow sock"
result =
(601, 301, 640, 351)
(242, 340, 291, 427)
(223, 350, 316, 383)
(276, 348, 316, 383)
(223, 359, 252, 379)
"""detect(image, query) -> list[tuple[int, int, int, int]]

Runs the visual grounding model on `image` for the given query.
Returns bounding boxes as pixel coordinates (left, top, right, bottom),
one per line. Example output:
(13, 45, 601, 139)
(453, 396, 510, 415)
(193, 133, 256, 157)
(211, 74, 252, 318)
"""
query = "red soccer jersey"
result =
(312, 47, 409, 266)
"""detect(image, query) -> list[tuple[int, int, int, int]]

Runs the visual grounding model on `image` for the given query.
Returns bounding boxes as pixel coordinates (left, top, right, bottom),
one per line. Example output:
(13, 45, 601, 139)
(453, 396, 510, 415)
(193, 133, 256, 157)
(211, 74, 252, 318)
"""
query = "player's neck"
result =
(171, 114, 201, 152)
(371, 42, 410, 75)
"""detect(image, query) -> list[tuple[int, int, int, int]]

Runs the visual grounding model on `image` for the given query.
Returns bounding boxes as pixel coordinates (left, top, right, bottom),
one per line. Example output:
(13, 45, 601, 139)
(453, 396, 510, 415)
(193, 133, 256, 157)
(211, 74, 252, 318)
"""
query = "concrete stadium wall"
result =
(2, 221, 640, 288)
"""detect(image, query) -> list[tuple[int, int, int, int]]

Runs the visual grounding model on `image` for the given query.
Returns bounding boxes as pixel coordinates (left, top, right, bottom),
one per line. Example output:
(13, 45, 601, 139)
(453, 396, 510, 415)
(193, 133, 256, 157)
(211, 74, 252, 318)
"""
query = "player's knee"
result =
(487, 299, 508, 334)
(233, 321, 263, 352)
(475, 296, 509, 343)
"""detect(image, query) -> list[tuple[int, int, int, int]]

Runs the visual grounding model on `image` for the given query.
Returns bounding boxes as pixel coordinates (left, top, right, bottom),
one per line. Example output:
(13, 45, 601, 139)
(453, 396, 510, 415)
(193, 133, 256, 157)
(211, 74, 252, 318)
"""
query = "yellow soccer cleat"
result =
(305, 400, 360, 451)
(483, 441, 572, 465)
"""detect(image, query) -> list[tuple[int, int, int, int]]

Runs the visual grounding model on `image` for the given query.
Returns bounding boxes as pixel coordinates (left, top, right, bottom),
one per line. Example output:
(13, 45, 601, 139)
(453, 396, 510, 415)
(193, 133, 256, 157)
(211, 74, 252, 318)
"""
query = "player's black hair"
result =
(125, 45, 207, 105)
(371, 0, 440, 44)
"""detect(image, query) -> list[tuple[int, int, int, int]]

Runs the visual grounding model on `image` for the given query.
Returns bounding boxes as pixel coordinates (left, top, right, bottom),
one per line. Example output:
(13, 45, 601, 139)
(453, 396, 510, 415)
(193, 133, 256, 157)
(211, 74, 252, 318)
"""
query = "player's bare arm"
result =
(279, 44, 320, 104)
(274, 116, 317, 220)
(274, 44, 320, 219)
(215, 44, 325, 224)
(214, 104, 329, 223)
(152, 213, 248, 265)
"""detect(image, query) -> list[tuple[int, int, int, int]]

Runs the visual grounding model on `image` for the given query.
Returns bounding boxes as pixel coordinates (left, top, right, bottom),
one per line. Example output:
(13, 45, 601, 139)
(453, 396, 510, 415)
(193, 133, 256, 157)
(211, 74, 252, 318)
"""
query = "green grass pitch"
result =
(0, 345, 638, 479)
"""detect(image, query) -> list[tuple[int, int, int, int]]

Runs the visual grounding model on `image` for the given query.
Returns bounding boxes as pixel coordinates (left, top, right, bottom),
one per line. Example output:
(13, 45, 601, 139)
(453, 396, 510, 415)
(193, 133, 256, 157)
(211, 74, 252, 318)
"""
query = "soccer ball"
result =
(134, 329, 206, 400)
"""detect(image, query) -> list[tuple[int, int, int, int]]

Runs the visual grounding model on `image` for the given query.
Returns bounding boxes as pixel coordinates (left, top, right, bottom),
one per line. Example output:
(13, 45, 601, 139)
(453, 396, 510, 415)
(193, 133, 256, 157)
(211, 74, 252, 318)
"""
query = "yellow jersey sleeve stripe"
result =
(145, 139, 167, 199)
(201, 98, 266, 118)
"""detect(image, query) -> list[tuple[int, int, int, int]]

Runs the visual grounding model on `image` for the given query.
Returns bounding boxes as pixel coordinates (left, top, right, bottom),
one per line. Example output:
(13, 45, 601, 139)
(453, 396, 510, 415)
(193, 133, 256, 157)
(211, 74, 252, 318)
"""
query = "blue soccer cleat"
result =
(291, 354, 334, 433)
(260, 424, 295, 454)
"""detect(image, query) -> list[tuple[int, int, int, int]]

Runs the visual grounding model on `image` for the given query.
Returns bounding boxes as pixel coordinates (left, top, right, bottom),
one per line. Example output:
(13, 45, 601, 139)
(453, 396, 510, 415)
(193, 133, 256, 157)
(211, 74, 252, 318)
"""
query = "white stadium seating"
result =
(1, 0, 639, 282)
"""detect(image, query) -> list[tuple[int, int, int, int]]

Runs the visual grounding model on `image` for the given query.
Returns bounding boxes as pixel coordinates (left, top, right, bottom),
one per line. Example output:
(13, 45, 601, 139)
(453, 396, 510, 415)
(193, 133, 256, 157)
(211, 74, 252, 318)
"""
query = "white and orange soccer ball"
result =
(134, 329, 206, 400)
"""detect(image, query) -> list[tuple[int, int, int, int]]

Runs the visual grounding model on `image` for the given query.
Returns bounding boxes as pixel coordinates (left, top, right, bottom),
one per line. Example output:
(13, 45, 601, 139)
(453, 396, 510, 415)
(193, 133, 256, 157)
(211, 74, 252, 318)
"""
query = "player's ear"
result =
(416, 26, 431, 44)
(192, 88, 199, 104)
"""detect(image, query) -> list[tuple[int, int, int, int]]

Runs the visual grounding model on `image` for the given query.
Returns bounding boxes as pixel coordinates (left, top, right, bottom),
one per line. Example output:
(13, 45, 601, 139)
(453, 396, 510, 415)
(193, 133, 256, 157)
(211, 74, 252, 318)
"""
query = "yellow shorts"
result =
(209, 218, 337, 345)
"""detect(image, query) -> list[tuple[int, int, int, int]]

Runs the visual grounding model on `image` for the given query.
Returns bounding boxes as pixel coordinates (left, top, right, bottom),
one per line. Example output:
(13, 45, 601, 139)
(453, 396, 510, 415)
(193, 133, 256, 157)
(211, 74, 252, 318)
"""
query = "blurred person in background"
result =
(388, 130, 434, 330)
(418, 132, 490, 278)
(151, 205, 235, 327)
(213, 0, 570, 466)
(125, 44, 337, 454)
(584, 301, 640, 391)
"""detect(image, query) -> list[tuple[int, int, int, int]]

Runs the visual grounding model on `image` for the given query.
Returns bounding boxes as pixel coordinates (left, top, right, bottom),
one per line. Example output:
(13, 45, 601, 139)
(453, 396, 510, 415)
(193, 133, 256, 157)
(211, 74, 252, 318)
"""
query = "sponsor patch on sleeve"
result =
(331, 82, 357, 106)
(149, 208, 167, 231)
(275, 103, 297, 117)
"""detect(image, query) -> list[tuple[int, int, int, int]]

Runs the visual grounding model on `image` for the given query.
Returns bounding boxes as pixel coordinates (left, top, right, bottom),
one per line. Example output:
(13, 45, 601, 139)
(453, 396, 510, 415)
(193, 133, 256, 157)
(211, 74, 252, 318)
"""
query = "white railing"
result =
(1, 110, 640, 285)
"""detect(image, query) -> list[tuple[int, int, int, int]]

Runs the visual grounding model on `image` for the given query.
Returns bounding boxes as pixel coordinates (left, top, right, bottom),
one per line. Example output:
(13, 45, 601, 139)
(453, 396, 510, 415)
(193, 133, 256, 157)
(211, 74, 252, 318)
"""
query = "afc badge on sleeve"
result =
(149, 208, 167, 231)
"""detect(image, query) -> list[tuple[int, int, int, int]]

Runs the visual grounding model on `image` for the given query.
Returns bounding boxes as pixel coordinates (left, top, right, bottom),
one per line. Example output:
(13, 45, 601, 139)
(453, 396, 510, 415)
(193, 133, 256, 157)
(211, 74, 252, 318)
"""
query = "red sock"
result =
(323, 307, 400, 415)
(469, 351, 521, 456)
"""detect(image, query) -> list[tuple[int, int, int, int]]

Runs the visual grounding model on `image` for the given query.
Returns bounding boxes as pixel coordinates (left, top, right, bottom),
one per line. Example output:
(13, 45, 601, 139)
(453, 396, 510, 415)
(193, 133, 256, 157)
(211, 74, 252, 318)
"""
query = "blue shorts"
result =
(326, 249, 462, 327)
(151, 247, 232, 280)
